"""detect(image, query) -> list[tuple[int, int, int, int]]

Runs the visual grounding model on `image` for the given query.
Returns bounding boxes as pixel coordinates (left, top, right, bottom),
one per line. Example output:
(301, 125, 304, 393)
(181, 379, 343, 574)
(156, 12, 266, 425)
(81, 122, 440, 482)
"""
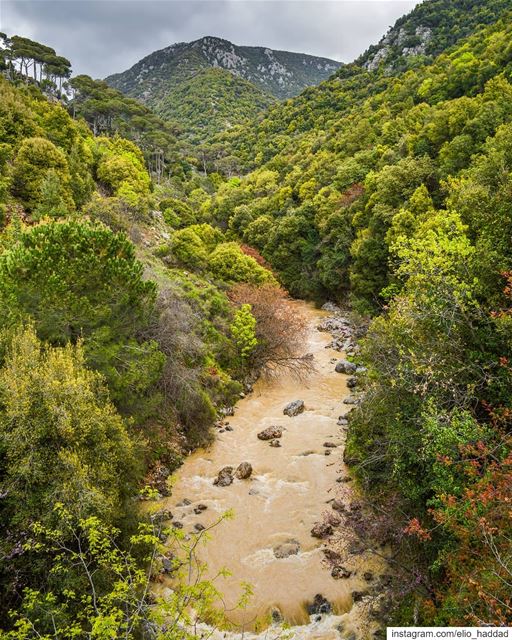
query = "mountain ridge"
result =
(105, 35, 341, 102)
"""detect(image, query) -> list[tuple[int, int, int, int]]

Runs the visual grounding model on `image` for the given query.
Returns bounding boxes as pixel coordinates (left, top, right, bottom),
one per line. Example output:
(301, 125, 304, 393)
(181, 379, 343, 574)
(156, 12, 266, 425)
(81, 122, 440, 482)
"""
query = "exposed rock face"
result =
(106, 36, 341, 104)
(213, 466, 234, 486)
(283, 400, 305, 417)
(257, 426, 283, 440)
(335, 359, 357, 375)
(273, 538, 301, 558)
(235, 461, 253, 479)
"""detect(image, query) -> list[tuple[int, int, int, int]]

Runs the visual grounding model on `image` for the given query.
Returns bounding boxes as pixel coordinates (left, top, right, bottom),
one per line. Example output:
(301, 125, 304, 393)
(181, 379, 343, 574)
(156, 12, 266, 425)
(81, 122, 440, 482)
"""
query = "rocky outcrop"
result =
(283, 400, 305, 417)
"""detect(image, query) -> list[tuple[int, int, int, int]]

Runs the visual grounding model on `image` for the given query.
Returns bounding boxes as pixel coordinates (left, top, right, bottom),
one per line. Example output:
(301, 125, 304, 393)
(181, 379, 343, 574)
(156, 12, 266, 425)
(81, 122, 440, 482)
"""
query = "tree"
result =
(10, 137, 74, 213)
(0, 327, 138, 614)
(230, 304, 257, 365)
(0, 219, 162, 411)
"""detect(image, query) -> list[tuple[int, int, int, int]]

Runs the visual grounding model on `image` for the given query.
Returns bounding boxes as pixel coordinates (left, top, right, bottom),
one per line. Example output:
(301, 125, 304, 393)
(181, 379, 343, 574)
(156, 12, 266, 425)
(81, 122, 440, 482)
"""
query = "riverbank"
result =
(151, 301, 386, 639)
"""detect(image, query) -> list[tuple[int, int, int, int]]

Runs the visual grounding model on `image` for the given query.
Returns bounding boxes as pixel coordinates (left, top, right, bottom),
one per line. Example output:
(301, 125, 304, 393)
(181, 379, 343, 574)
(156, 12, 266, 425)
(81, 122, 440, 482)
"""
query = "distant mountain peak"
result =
(105, 36, 341, 102)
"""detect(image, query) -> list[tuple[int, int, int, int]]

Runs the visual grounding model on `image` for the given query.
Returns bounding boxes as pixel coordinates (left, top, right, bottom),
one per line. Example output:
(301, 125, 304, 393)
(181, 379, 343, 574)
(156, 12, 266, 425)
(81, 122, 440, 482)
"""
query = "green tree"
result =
(11, 137, 74, 213)
(230, 304, 258, 364)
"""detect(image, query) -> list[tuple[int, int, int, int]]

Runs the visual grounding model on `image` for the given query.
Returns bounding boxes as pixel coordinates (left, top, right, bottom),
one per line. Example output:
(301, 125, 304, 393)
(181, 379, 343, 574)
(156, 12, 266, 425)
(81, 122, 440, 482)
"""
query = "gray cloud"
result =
(0, 0, 420, 78)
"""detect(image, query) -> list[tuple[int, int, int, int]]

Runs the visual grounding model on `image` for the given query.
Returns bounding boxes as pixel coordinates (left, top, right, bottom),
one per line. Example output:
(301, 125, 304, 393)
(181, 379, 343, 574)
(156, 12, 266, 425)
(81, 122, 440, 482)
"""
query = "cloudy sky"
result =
(1, 0, 420, 79)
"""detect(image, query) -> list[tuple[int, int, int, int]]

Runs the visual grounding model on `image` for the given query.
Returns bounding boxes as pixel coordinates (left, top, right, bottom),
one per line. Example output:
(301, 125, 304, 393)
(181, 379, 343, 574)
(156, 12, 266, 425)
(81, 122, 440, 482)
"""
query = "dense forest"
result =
(1, 0, 512, 634)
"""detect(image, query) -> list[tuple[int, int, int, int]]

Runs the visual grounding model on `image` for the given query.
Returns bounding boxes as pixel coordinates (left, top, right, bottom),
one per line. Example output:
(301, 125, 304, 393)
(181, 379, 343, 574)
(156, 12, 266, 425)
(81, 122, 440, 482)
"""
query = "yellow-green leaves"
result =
(230, 304, 258, 363)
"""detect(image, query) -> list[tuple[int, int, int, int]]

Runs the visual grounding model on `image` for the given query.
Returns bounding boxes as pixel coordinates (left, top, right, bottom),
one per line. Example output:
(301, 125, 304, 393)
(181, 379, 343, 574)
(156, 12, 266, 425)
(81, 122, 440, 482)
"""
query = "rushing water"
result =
(155, 302, 384, 639)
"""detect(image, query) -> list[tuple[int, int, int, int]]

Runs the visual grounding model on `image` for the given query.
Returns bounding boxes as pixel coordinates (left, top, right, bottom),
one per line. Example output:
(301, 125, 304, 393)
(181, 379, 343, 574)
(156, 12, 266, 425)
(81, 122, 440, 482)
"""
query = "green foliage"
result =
(95, 136, 152, 215)
(105, 36, 340, 140)
(0, 328, 137, 612)
(230, 304, 258, 363)
(208, 242, 277, 285)
(0, 219, 162, 412)
(11, 137, 74, 213)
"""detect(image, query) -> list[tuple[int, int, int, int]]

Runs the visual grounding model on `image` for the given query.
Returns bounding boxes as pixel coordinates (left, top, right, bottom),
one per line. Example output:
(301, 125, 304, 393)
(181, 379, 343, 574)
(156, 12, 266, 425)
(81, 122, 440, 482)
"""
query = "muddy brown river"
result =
(155, 302, 384, 639)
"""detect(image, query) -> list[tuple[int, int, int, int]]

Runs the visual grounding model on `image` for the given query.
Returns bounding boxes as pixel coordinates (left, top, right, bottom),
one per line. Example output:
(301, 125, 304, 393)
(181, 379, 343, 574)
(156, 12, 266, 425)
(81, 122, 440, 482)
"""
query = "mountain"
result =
(104, 36, 341, 139)
(358, 0, 511, 72)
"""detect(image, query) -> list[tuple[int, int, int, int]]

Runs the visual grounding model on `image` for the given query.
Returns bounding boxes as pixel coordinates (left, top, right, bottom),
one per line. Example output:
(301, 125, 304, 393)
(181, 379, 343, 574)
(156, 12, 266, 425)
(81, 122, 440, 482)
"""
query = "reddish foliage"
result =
(340, 183, 364, 207)
(228, 283, 313, 377)
(239, 244, 272, 269)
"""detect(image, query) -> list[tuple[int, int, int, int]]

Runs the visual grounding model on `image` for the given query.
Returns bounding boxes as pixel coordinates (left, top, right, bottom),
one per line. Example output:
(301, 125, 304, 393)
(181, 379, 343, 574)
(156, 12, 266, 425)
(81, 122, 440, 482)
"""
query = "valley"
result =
(0, 0, 512, 636)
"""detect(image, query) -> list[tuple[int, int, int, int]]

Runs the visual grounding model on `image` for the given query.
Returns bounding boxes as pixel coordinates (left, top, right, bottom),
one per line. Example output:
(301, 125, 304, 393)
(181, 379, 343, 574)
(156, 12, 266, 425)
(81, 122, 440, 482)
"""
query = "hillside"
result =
(358, 0, 512, 72)
(149, 66, 275, 141)
(105, 36, 340, 139)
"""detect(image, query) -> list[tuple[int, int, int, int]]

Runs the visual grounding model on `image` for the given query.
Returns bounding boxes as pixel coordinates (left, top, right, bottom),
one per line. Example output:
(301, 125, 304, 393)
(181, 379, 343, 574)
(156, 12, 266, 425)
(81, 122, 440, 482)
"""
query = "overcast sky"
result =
(1, 0, 421, 79)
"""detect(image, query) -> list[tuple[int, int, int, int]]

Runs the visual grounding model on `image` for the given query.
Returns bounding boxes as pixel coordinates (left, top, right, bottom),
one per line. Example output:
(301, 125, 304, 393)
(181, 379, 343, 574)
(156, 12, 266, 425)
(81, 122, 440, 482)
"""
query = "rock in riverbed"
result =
(307, 594, 332, 615)
(150, 508, 173, 524)
(257, 426, 283, 440)
(311, 522, 333, 539)
(213, 466, 234, 486)
(335, 359, 357, 375)
(269, 439, 281, 448)
(346, 376, 357, 388)
(193, 504, 207, 514)
(283, 400, 305, 417)
(331, 566, 352, 579)
(235, 461, 253, 479)
(273, 538, 301, 558)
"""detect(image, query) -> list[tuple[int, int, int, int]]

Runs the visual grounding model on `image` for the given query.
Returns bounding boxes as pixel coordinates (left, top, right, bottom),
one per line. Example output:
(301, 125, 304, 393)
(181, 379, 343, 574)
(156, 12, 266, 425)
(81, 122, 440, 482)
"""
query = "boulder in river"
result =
(235, 461, 253, 479)
(335, 359, 357, 375)
(194, 523, 205, 532)
(269, 439, 282, 448)
(193, 504, 208, 514)
(273, 538, 301, 559)
(323, 442, 337, 448)
(213, 466, 234, 487)
(257, 426, 283, 440)
(307, 594, 332, 615)
(271, 607, 284, 624)
(283, 400, 305, 417)
(311, 522, 333, 539)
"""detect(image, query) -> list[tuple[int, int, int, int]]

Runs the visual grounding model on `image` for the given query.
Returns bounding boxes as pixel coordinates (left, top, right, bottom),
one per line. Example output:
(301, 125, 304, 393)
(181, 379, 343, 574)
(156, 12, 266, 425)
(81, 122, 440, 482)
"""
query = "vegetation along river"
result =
(155, 302, 385, 639)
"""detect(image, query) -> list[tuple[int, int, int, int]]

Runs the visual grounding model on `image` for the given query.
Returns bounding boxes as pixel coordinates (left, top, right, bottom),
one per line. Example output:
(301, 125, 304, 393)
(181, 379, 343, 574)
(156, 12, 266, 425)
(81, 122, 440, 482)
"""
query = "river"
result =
(155, 302, 384, 639)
